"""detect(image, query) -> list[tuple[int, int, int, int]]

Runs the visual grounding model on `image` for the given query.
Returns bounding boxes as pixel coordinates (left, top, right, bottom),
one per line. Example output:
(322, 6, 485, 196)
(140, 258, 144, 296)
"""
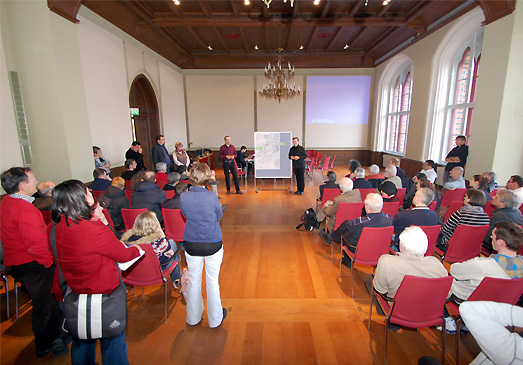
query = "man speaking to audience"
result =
(288, 137, 307, 196)
(219, 136, 242, 194)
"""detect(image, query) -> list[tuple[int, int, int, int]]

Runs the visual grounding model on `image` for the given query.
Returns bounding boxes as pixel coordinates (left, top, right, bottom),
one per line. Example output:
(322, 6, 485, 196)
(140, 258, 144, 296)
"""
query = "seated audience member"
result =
(172, 142, 190, 174)
(444, 135, 468, 184)
(236, 145, 253, 176)
(383, 165, 402, 189)
(437, 188, 490, 251)
(129, 170, 145, 191)
(121, 211, 180, 287)
(347, 159, 362, 180)
(132, 171, 167, 222)
(402, 173, 427, 210)
(393, 188, 438, 237)
(373, 226, 448, 299)
(484, 189, 523, 250)
(321, 177, 362, 236)
(469, 174, 492, 202)
(443, 166, 466, 191)
(353, 167, 372, 189)
(88, 168, 112, 191)
(482, 170, 499, 193)
(421, 160, 437, 184)
(315, 171, 339, 201)
(121, 159, 138, 181)
(163, 172, 181, 191)
(388, 158, 407, 181)
(93, 145, 111, 175)
(506, 175, 523, 209)
(332, 193, 393, 268)
(98, 177, 129, 230)
(33, 181, 55, 210)
(125, 141, 146, 171)
(163, 182, 188, 210)
(460, 301, 523, 365)
(490, 222, 523, 278)
(378, 181, 398, 202)
(155, 162, 169, 184)
(365, 164, 385, 188)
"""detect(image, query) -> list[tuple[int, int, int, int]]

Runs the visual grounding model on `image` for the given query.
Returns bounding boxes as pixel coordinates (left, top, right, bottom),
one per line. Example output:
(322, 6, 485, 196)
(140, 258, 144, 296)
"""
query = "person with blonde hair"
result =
(98, 176, 129, 229)
(172, 142, 191, 174)
(121, 211, 180, 286)
(180, 162, 227, 328)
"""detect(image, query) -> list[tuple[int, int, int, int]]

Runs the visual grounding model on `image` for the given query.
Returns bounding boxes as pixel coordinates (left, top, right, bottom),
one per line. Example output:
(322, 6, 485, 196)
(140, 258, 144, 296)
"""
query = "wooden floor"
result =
(1, 166, 480, 364)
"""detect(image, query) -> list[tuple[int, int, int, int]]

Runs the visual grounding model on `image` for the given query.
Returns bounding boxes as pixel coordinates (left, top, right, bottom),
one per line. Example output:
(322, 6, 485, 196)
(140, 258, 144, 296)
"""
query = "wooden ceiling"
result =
(48, 0, 516, 69)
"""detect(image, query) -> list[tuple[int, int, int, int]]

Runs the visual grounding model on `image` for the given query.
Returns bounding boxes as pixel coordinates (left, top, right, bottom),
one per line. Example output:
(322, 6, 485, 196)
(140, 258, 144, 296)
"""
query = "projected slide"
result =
(306, 76, 371, 125)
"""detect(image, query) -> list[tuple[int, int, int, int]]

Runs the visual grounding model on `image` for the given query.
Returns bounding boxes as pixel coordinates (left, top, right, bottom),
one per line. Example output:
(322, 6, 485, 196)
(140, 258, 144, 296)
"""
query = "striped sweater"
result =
(440, 206, 490, 244)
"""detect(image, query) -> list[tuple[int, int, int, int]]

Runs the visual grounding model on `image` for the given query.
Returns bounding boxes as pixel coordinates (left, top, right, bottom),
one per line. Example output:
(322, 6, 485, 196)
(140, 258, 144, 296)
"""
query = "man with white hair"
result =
(484, 189, 523, 248)
(384, 165, 402, 189)
(366, 164, 386, 189)
(393, 188, 439, 237)
(321, 177, 362, 237)
(373, 226, 448, 299)
(443, 166, 466, 191)
(353, 167, 372, 189)
(332, 193, 393, 267)
(33, 181, 55, 211)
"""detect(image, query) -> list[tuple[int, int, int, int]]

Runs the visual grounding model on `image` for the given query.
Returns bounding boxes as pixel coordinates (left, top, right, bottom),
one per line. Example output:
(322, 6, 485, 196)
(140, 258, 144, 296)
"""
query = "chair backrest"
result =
(125, 190, 133, 208)
(381, 201, 400, 217)
(156, 180, 167, 190)
(121, 208, 148, 230)
(354, 226, 394, 266)
(321, 156, 331, 171)
(125, 180, 131, 191)
(321, 188, 342, 208)
(307, 158, 316, 172)
(396, 188, 407, 205)
(443, 201, 464, 223)
(440, 188, 467, 208)
(233, 159, 245, 176)
(162, 208, 186, 242)
(390, 275, 453, 328)
(102, 209, 115, 230)
(445, 224, 490, 263)
(489, 188, 498, 198)
(122, 244, 164, 286)
(306, 150, 315, 159)
(428, 201, 437, 211)
(40, 210, 52, 226)
(329, 155, 336, 169)
(334, 202, 364, 230)
(414, 225, 441, 257)
(468, 277, 523, 304)
(483, 201, 497, 217)
(180, 179, 190, 185)
(358, 188, 375, 202)
(164, 190, 176, 199)
(314, 151, 320, 160)
(92, 190, 104, 200)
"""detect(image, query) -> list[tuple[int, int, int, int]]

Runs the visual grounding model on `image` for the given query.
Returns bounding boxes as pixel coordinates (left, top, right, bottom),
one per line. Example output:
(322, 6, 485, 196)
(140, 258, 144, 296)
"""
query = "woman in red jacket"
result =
(50, 180, 143, 365)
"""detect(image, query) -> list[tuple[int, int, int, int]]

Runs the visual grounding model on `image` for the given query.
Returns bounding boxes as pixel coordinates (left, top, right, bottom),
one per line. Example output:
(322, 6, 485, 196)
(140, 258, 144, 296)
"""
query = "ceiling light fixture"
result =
(313, 0, 321, 5)
(299, 45, 304, 50)
(244, 0, 250, 4)
(259, 48, 300, 103)
(382, 0, 391, 5)
(262, 0, 294, 8)
(255, 45, 259, 50)
(344, 44, 349, 50)
(207, 45, 213, 51)
(173, 0, 180, 4)
(364, 0, 368, 6)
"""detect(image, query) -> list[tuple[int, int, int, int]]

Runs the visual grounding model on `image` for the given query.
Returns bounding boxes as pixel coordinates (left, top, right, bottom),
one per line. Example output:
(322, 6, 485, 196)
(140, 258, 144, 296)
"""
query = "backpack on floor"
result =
(296, 208, 321, 231)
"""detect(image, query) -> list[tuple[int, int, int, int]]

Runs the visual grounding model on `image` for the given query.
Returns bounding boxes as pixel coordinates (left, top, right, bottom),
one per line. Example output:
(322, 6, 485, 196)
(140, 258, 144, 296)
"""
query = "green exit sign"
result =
(130, 108, 139, 116)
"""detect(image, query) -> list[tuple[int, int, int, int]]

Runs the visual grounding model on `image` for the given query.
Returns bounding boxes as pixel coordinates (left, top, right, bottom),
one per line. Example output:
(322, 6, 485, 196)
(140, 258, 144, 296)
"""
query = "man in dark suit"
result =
(125, 141, 146, 171)
(151, 135, 173, 173)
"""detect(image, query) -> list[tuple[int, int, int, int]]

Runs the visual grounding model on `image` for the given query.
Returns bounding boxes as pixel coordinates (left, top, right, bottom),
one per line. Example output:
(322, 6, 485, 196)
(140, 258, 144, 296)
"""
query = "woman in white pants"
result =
(180, 163, 226, 328)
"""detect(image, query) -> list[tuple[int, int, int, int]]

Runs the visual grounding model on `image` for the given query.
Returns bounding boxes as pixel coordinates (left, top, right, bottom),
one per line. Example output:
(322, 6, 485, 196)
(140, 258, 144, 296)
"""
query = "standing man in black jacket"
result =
(125, 141, 146, 171)
(152, 135, 173, 173)
(288, 137, 307, 196)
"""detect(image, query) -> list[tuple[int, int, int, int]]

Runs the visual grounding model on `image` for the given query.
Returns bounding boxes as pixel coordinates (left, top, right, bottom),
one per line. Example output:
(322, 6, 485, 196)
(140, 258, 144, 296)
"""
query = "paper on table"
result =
(118, 250, 145, 271)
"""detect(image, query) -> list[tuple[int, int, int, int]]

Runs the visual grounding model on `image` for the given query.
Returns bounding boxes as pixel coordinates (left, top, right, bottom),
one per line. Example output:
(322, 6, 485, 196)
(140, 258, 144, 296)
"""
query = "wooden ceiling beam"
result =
(239, 28, 251, 53)
(365, 26, 396, 53)
(47, 0, 82, 23)
(265, 27, 270, 53)
(348, 26, 369, 46)
(152, 16, 406, 27)
(198, 1, 212, 18)
(230, 0, 241, 18)
(348, 0, 364, 17)
(376, 0, 395, 18)
(286, 27, 294, 51)
(320, 0, 331, 18)
(165, 0, 184, 18)
(292, 0, 299, 18)
(306, 26, 319, 52)
(405, 0, 432, 23)
(213, 27, 230, 53)
(477, 0, 515, 25)
(187, 27, 208, 50)
(325, 26, 344, 52)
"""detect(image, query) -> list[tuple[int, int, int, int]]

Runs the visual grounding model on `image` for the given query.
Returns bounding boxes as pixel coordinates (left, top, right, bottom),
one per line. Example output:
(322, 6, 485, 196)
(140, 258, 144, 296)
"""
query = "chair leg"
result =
(368, 290, 374, 331)
(456, 318, 461, 365)
(163, 281, 167, 322)
(442, 319, 447, 365)
(384, 318, 389, 365)
(351, 264, 355, 298)
(3, 276, 10, 320)
(14, 280, 18, 320)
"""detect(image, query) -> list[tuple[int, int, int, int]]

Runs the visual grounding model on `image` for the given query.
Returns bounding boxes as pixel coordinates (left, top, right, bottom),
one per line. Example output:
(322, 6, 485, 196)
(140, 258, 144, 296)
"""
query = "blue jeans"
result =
(162, 240, 180, 282)
(71, 330, 128, 365)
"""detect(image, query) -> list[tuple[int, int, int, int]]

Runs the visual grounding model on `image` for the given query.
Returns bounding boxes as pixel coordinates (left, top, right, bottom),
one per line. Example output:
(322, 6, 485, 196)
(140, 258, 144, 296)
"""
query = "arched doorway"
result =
(129, 75, 160, 171)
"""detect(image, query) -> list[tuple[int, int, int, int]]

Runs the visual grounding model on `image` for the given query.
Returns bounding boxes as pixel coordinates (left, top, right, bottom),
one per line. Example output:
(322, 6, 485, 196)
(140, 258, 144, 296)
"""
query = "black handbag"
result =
(50, 225, 127, 340)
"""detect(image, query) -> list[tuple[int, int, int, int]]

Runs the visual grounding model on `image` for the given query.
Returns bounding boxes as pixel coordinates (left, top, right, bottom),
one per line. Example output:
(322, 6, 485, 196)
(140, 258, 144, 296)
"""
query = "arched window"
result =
(375, 57, 413, 155)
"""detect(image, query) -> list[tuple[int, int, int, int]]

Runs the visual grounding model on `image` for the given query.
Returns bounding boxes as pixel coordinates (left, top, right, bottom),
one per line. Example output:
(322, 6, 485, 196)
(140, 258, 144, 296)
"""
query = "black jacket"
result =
(132, 182, 167, 221)
(99, 186, 130, 226)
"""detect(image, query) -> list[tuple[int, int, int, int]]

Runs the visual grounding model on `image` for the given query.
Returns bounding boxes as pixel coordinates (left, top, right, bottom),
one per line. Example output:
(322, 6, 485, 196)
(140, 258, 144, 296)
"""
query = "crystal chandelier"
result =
(259, 48, 300, 103)
(261, 0, 295, 8)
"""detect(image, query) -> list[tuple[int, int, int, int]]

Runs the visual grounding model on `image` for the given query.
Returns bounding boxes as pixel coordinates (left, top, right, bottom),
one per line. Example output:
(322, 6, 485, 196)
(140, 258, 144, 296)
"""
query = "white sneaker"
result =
(436, 317, 456, 334)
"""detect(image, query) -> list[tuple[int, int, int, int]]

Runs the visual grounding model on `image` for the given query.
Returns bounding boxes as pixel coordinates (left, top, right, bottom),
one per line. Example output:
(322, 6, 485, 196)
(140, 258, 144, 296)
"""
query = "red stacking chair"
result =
(164, 190, 175, 199)
(369, 275, 453, 365)
(125, 180, 131, 191)
(317, 188, 341, 211)
(428, 201, 437, 211)
(234, 159, 246, 181)
(396, 188, 406, 205)
(306, 150, 315, 159)
(340, 226, 394, 297)
(446, 277, 523, 363)
(156, 180, 168, 190)
(440, 188, 466, 208)
(435, 224, 489, 263)
(382, 201, 400, 217)
(489, 188, 498, 198)
(415, 225, 441, 257)
(443, 201, 464, 223)
(102, 209, 115, 231)
(319, 156, 331, 177)
(162, 208, 187, 242)
(330, 202, 364, 257)
(359, 188, 375, 202)
(121, 208, 148, 230)
(328, 155, 336, 170)
(122, 244, 178, 322)
(40, 210, 52, 226)
(307, 158, 317, 178)
(92, 190, 104, 200)
(125, 190, 133, 208)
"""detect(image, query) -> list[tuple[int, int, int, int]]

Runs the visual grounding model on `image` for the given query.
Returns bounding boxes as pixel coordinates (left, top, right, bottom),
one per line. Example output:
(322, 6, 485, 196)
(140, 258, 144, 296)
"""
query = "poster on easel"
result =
(254, 132, 292, 179)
